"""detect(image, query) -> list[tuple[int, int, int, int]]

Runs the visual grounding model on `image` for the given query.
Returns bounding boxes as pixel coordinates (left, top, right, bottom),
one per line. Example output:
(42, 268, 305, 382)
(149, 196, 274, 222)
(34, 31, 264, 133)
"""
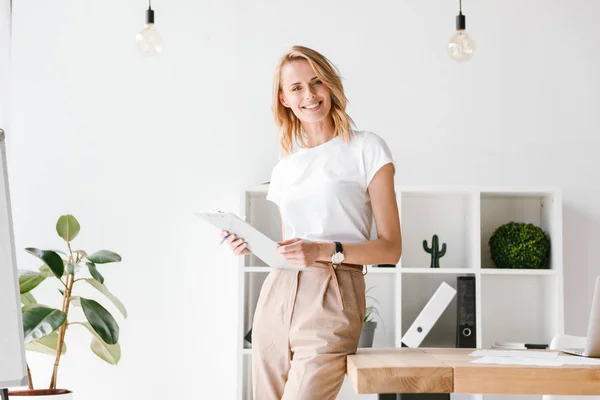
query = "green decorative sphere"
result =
(488, 222, 551, 269)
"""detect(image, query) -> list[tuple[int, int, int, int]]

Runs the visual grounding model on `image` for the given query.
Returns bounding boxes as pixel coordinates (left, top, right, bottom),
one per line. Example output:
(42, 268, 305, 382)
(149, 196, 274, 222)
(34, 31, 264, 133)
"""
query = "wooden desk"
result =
(347, 348, 600, 397)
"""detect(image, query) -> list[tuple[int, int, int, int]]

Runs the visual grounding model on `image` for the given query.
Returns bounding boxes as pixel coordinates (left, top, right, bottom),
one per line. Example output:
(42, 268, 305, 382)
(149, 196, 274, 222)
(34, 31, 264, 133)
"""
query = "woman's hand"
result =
(276, 238, 324, 268)
(221, 230, 251, 256)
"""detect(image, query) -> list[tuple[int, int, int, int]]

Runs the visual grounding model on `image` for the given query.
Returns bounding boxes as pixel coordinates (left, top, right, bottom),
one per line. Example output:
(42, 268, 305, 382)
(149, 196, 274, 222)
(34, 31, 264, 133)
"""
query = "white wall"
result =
(5, 0, 600, 398)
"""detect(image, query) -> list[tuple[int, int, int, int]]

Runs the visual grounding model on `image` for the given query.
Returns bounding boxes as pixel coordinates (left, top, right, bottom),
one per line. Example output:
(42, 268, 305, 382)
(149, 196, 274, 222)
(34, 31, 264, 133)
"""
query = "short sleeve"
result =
(362, 132, 395, 188)
(266, 162, 283, 206)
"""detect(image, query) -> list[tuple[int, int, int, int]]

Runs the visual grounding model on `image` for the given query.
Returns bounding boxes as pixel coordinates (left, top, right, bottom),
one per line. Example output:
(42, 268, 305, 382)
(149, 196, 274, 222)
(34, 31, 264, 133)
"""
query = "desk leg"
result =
(1, 389, 9, 400)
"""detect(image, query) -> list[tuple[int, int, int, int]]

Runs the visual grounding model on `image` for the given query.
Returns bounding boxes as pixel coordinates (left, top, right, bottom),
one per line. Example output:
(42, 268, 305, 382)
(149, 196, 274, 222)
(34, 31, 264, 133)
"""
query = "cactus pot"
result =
(8, 389, 73, 399)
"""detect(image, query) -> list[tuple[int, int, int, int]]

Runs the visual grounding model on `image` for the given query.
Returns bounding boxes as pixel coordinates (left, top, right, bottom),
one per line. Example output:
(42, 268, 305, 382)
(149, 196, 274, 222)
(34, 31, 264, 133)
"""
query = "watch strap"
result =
(334, 241, 343, 254)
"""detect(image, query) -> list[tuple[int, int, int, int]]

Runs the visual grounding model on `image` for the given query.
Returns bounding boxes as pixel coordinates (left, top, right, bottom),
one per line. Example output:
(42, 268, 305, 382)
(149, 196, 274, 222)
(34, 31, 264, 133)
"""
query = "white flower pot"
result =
(8, 389, 73, 399)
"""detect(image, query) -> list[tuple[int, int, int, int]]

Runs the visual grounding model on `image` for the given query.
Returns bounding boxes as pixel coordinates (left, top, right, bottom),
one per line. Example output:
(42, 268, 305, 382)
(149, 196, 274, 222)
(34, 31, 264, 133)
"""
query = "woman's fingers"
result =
(227, 234, 251, 255)
(234, 242, 249, 255)
(233, 238, 245, 250)
(234, 241, 249, 255)
(227, 233, 236, 244)
(231, 236, 244, 249)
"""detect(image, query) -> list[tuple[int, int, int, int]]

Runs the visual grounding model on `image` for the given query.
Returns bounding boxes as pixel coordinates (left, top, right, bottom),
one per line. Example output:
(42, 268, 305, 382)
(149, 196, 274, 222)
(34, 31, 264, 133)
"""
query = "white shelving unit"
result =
(237, 185, 564, 400)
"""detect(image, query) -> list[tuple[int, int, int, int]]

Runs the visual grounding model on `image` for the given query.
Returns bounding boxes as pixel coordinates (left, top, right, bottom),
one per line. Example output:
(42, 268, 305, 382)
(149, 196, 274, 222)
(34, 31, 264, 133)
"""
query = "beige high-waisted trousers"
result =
(252, 261, 366, 400)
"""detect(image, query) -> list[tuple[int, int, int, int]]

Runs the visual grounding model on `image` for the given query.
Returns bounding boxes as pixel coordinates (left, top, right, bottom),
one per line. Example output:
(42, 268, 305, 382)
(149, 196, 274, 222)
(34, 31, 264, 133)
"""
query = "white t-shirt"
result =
(266, 130, 395, 243)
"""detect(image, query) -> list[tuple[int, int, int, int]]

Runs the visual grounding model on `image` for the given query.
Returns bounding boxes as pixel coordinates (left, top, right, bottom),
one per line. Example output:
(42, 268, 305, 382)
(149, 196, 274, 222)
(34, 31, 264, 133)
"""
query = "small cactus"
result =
(423, 234, 446, 268)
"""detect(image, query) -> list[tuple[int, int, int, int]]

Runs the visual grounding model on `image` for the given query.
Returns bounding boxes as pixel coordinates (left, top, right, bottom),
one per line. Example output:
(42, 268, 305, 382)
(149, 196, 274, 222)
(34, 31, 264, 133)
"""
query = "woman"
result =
(222, 45, 402, 400)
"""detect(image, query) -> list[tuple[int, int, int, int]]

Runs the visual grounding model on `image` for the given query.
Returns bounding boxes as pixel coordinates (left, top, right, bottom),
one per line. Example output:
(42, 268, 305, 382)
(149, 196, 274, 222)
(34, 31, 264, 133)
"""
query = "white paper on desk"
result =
(557, 356, 600, 365)
(471, 356, 565, 366)
(470, 349, 559, 358)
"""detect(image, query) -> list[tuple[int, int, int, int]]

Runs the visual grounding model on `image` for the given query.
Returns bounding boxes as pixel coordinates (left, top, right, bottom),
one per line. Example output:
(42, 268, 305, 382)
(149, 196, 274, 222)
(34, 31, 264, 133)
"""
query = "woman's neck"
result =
(302, 117, 335, 148)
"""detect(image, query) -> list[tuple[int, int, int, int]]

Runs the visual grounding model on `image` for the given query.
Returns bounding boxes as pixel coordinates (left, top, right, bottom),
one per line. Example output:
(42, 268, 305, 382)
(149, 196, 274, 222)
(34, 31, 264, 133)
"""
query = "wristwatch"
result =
(331, 241, 345, 266)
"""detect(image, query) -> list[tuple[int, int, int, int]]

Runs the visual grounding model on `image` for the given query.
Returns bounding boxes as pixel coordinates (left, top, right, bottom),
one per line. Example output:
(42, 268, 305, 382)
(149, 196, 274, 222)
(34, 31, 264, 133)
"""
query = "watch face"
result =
(332, 252, 344, 264)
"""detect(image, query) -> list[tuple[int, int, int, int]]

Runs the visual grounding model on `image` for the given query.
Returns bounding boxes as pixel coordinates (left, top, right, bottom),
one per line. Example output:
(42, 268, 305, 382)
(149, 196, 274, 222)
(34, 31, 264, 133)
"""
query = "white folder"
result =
(195, 210, 307, 271)
(401, 281, 457, 348)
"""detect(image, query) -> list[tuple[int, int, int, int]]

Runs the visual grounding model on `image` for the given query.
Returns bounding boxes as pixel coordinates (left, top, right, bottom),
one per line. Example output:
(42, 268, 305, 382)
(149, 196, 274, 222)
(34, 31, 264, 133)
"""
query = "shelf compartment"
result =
(362, 274, 399, 348)
(243, 192, 282, 268)
(400, 191, 479, 270)
(480, 274, 559, 349)
(401, 273, 476, 348)
(480, 190, 561, 271)
(242, 271, 269, 346)
(242, 353, 252, 400)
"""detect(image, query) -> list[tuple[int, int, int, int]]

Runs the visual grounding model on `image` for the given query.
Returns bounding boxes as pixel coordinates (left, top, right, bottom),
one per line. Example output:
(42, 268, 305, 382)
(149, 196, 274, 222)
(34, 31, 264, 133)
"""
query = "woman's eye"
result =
(313, 80, 322, 85)
(292, 86, 300, 91)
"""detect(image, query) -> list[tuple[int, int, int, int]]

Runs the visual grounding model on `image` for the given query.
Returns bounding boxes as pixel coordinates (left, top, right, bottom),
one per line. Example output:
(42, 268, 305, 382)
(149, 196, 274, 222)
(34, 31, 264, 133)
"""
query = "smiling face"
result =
(279, 59, 332, 125)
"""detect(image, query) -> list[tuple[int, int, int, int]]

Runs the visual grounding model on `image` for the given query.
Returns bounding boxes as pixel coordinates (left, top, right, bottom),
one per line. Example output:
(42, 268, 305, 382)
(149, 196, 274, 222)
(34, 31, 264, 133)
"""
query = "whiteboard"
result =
(0, 0, 28, 389)
(0, 131, 27, 389)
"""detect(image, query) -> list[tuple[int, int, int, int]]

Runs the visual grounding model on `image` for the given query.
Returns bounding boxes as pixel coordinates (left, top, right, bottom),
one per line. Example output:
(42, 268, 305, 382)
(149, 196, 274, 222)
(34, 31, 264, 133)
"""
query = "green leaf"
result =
(22, 303, 47, 313)
(25, 331, 66, 355)
(38, 265, 55, 278)
(56, 215, 81, 242)
(91, 335, 120, 365)
(66, 263, 78, 275)
(21, 292, 37, 306)
(73, 322, 120, 365)
(58, 288, 65, 296)
(87, 250, 121, 264)
(50, 249, 68, 256)
(25, 248, 64, 278)
(22, 306, 67, 343)
(84, 279, 127, 318)
(19, 270, 45, 294)
(80, 298, 119, 345)
(366, 295, 380, 305)
(86, 262, 104, 284)
(364, 306, 374, 322)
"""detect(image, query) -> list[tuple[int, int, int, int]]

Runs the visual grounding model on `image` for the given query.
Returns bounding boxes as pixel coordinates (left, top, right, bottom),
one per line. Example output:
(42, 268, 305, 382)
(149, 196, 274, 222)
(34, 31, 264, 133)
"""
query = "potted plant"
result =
(488, 221, 551, 269)
(9, 215, 126, 399)
(358, 286, 384, 348)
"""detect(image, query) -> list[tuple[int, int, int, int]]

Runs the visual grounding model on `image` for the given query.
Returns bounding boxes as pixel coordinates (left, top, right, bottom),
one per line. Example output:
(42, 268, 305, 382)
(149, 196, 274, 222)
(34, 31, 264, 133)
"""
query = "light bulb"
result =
(448, 10, 475, 62)
(448, 30, 475, 62)
(135, 6, 163, 56)
(136, 23, 163, 55)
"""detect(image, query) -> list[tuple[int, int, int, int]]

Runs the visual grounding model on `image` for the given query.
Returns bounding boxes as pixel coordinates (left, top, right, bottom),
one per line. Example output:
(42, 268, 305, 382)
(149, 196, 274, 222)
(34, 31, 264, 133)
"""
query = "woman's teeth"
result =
(304, 101, 321, 110)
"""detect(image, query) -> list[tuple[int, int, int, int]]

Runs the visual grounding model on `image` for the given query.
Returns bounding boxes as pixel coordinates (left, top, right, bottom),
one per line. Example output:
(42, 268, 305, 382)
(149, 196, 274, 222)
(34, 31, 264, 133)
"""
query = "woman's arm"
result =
(317, 163, 402, 265)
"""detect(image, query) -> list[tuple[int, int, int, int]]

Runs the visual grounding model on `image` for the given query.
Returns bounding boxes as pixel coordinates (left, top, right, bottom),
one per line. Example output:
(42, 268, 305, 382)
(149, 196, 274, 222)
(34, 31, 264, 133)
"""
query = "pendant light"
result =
(135, 0, 164, 56)
(448, 0, 475, 62)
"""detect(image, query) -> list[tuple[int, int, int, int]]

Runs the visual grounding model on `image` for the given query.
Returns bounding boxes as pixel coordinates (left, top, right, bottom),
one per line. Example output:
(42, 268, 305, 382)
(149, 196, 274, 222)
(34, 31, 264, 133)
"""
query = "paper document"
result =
(471, 355, 600, 366)
(557, 356, 600, 365)
(471, 356, 564, 366)
(195, 210, 307, 271)
(470, 349, 559, 358)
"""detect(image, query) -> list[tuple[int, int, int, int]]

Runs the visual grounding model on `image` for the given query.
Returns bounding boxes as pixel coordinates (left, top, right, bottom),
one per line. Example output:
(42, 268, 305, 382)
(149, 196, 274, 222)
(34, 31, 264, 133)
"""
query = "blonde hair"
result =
(271, 45, 356, 157)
